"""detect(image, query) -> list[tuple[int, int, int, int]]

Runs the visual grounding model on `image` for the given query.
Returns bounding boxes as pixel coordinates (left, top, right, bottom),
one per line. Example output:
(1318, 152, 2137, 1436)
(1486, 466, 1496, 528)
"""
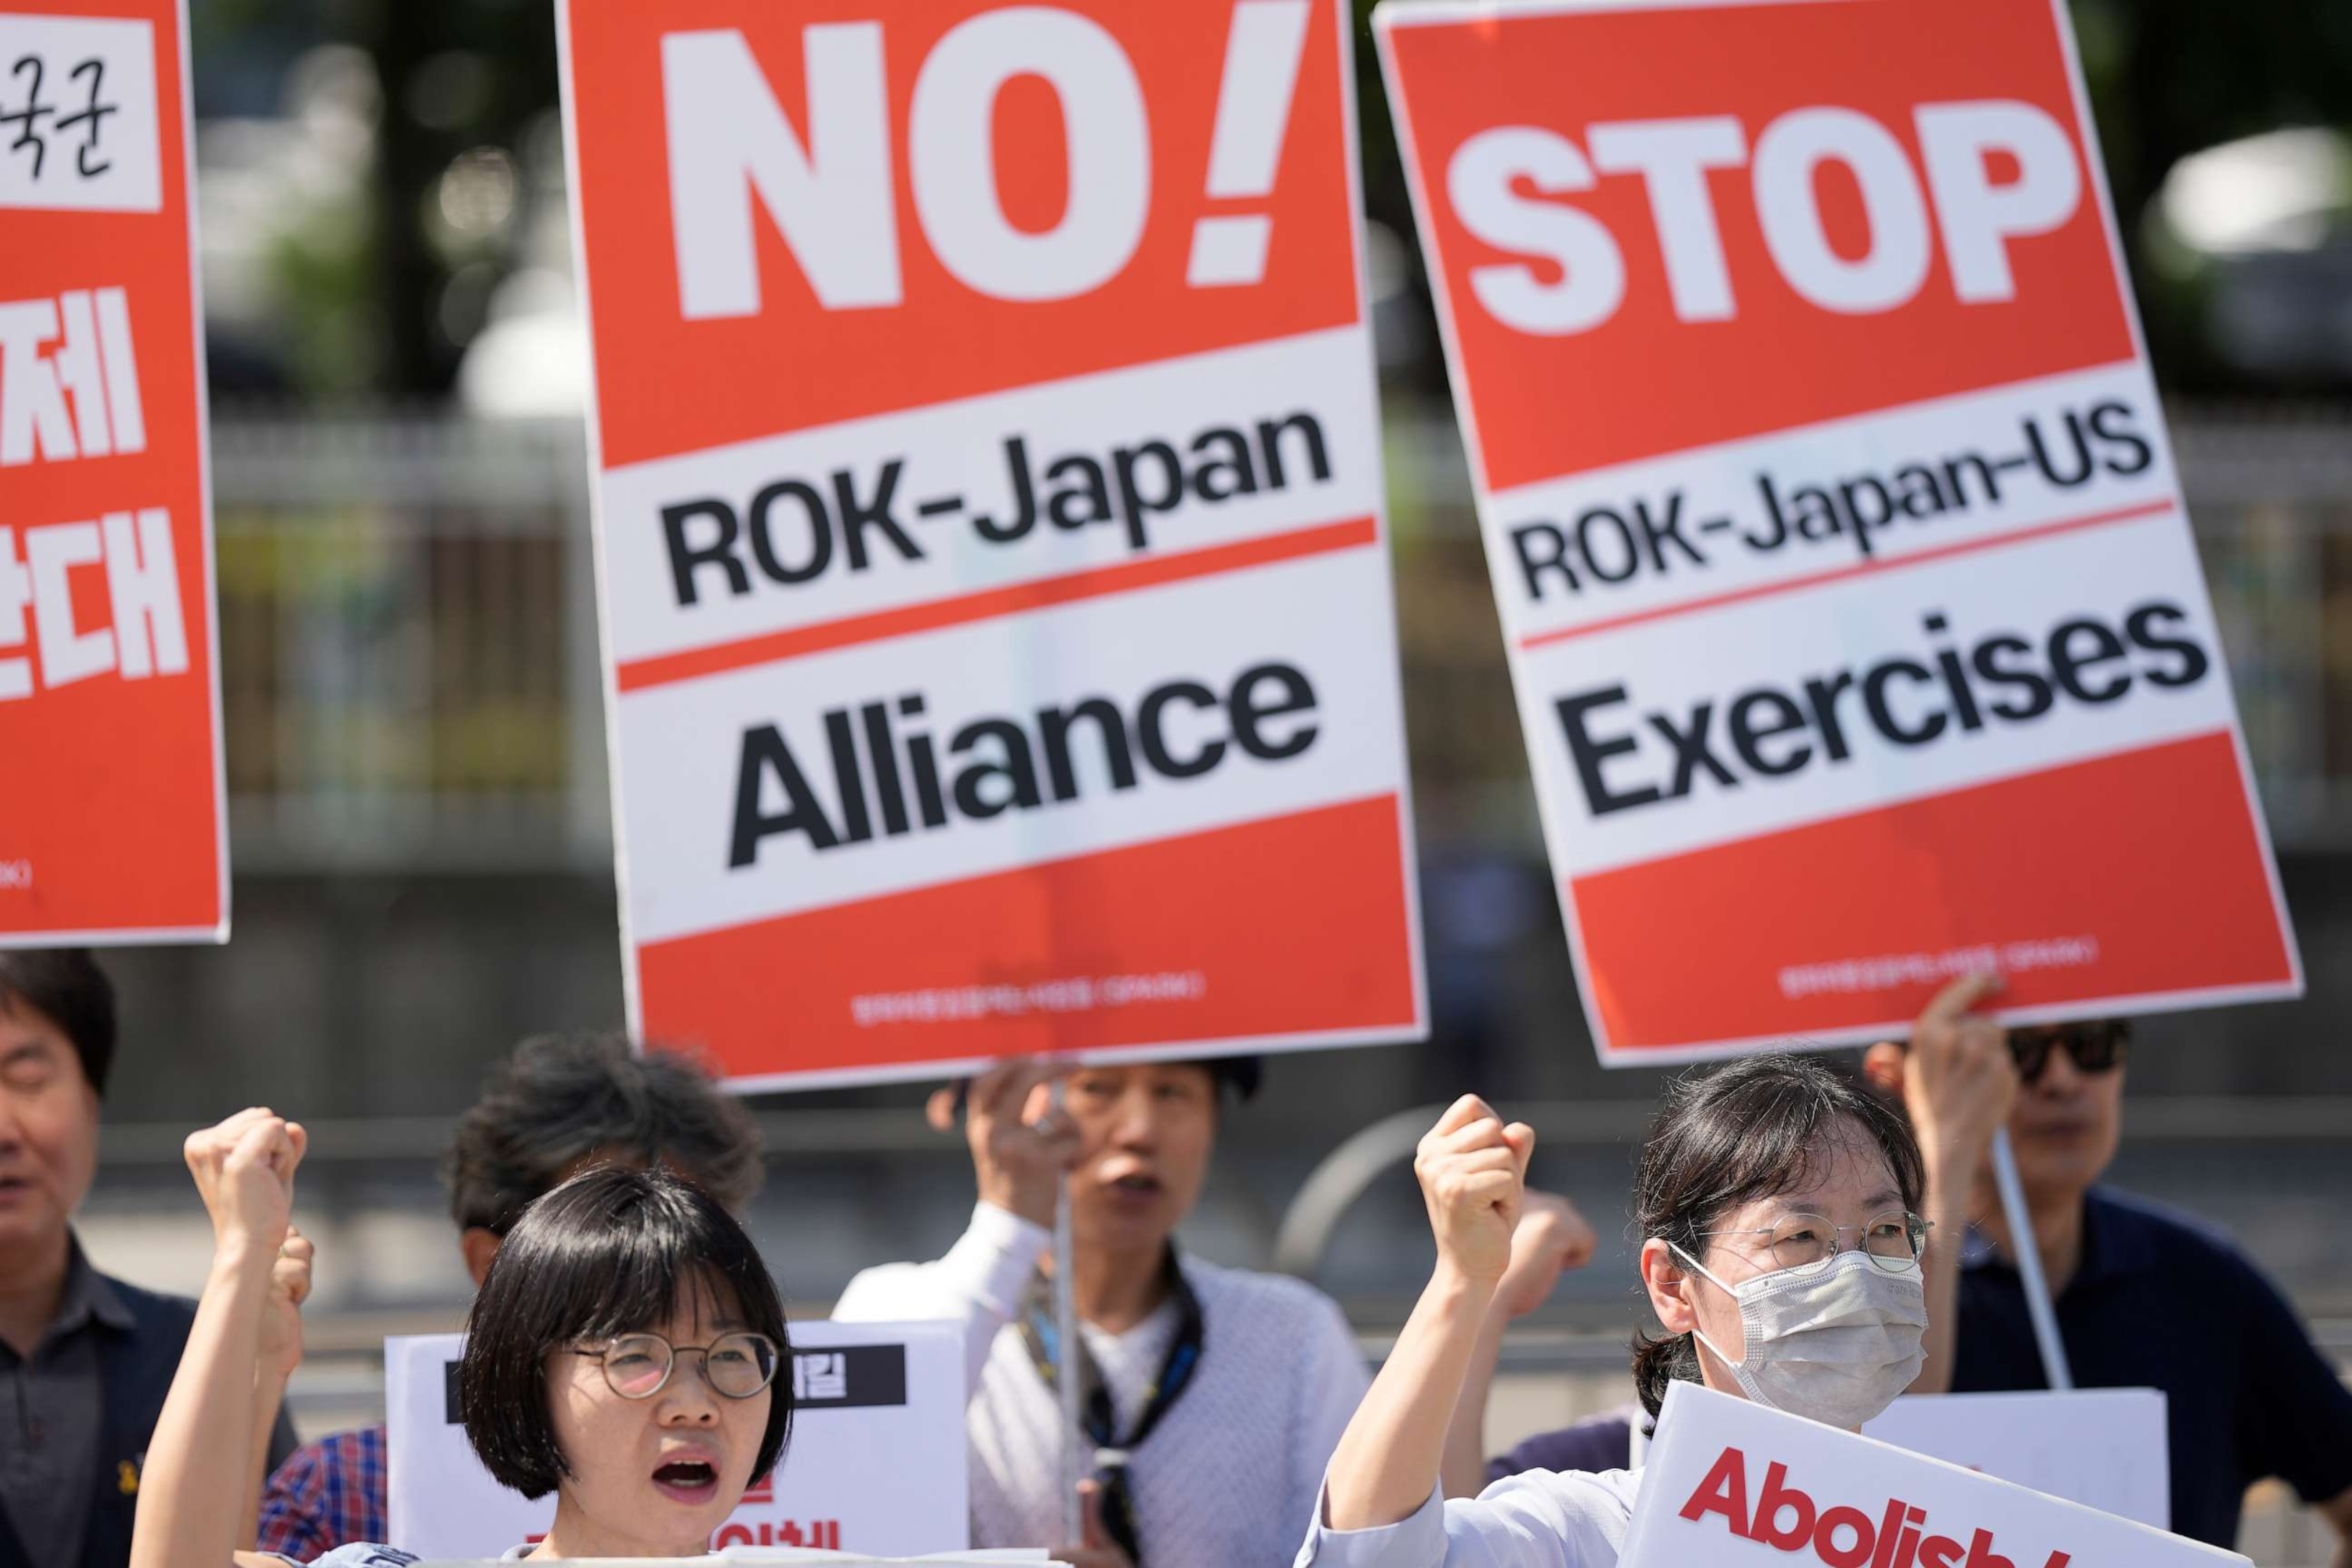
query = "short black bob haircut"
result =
(457, 1165, 792, 1499)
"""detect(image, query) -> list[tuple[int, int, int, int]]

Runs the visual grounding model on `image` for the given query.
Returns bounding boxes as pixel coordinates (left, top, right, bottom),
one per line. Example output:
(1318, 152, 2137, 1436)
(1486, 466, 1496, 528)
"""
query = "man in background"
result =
(253, 1032, 763, 1560)
(0, 950, 297, 1568)
(1867, 985, 2352, 1561)
(835, 1057, 1368, 1568)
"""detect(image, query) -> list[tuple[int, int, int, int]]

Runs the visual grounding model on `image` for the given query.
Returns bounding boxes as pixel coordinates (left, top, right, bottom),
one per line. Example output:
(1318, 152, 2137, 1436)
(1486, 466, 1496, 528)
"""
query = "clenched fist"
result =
(181, 1108, 306, 1266)
(1414, 1096, 1534, 1292)
(1492, 1191, 1598, 1321)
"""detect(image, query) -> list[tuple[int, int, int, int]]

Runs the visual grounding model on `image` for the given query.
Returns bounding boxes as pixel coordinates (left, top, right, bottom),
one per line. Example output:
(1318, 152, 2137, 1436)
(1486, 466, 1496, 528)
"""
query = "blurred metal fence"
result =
(211, 414, 606, 872)
(208, 403, 2352, 871)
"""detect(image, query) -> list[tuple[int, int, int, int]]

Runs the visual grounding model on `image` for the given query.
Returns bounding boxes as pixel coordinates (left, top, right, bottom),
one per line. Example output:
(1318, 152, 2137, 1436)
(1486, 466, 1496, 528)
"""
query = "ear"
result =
(460, 1227, 504, 1288)
(1860, 1042, 1908, 1100)
(1640, 1237, 1699, 1335)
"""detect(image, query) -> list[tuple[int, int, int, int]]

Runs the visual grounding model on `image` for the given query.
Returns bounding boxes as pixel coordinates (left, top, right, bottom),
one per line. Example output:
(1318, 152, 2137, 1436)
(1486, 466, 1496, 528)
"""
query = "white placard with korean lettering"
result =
(0, 14, 162, 211)
(387, 1321, 968, 1559)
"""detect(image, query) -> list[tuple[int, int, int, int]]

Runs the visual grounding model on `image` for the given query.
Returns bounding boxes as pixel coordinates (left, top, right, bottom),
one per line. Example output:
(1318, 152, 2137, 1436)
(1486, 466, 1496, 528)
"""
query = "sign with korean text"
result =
(1623, 1383, 2239, 1568)
(0, 0, 226, 947)
(558, 0, 1423, 1088)
(1375, 0, 2298, 1062)
(387, 1321, 970, 1558)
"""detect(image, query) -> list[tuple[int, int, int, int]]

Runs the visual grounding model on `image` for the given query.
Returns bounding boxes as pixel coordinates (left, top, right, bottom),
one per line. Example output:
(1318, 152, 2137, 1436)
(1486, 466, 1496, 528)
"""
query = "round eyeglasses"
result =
(1695, 1210, 1930, 1277)
(577, 1331, 780, 1400)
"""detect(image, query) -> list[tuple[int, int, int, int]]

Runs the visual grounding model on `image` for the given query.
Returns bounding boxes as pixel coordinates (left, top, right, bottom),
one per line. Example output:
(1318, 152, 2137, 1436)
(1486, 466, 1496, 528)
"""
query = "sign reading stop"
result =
(1376, 0, 2298, 1062)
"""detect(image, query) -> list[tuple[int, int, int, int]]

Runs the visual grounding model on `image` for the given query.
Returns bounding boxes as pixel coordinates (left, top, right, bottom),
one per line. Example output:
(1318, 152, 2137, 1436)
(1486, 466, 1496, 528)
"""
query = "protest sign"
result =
(1623, 1382, 2241, 1568)
(556, 0, 1423, 1087)
(0, 0, 227, 947)
(1863, 1390, 2168, 1528)
(1374, 0, 2299, 1062)
(412, 1558, 1041, 1566)
(387, 1321, 969, 1558)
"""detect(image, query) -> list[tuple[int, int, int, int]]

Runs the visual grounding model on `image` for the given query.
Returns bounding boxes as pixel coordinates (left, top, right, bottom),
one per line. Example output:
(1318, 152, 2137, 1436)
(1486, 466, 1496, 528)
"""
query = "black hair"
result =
(1629, 1052, 1926, 1424)
(1207, 1054, 1263, 1102)
(0, 949, 116, 1096)
(458, 1165, 792, 1499)
(447, 1034, 763, 1234)
(949, 1054, 1262, 1118)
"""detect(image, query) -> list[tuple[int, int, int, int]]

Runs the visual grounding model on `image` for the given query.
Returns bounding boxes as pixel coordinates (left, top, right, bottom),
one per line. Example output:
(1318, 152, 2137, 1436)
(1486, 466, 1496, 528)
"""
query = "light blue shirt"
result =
(1294, 1468, 1644, 1568)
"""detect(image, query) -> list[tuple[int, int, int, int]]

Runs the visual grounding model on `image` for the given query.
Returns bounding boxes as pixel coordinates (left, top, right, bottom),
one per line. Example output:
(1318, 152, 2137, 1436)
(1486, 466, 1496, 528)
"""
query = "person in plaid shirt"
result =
(253, 1034, 763, 1560)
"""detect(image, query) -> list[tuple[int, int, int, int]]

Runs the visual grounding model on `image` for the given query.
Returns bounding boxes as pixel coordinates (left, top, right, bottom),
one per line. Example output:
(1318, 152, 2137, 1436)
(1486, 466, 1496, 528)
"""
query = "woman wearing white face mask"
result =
(1298, 1053, 1931, 1568)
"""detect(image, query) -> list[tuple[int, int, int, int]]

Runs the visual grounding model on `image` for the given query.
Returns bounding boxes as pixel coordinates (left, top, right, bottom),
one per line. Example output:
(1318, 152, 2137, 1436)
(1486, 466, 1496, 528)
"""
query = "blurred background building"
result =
(65, 2, 2352, 1563)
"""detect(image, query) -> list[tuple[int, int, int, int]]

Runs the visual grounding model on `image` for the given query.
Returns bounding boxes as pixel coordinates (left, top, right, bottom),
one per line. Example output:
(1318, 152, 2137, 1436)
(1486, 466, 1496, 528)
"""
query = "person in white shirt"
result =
(835, 1057, 1369, 1568)
(1300, 1053, 1936, 1568)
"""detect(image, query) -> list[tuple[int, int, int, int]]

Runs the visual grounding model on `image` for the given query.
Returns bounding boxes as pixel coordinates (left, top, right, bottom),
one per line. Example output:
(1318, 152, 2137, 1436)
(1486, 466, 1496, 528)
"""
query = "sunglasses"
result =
(2006, 1020, 2130, 1083)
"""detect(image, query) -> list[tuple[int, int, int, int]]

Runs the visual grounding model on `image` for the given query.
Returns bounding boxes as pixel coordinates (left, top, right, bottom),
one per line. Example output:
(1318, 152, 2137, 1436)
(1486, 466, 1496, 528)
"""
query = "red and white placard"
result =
(1375, 0, 2298, 1062)
(557, 0, 1423, 1086)
(1, 0, 227, 947)
(1625, 1383, 2239, 1568)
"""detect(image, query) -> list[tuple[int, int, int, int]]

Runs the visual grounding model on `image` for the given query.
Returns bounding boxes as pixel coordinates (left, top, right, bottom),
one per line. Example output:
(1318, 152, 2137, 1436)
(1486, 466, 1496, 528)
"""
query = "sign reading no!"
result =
(557, 0, 1424, 1087)
(1375, 0, 2299, 1061)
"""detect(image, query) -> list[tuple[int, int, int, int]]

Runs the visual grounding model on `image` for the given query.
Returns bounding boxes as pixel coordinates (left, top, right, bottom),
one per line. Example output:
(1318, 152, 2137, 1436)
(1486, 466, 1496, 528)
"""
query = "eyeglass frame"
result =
(1691, 1209, 1933, 1278)
(571, 1329, 782, 1401)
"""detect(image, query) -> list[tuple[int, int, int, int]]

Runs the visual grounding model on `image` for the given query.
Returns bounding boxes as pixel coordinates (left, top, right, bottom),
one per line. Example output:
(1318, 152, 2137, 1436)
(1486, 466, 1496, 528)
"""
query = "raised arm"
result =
(130, 1108, 308, 1568)
(1867, 974, 2015, 1395)
(831, 1062, 1075, 1396)
(1323, 1096, 1533, 1532)
(239, 1229, 314, 1551)
(1441, 1192, 1596, 1498)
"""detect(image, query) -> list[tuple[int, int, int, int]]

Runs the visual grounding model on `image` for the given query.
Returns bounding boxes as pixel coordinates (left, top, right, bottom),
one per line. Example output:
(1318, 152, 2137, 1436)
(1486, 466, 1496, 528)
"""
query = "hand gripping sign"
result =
(558, 0, 1423, 1086)
(1625, 1383, 2243, 1568)
(0, 0, 227, 947)
(1374, 0, 2299, 1062)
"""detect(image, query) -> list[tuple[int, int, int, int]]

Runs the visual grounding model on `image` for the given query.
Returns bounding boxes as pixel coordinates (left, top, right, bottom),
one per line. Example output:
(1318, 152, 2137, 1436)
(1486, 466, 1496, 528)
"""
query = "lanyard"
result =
(1017, 1250, 1205, 1563)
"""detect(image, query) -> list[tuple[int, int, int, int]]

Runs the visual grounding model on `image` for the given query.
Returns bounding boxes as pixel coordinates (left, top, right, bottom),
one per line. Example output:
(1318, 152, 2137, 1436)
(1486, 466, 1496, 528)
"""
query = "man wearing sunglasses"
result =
(1864, 977, 2352, 1564)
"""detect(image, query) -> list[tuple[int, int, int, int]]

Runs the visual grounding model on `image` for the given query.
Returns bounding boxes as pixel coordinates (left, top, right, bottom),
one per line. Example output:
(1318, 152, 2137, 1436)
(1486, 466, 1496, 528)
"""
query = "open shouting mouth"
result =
(650, 1455, 720, 1505)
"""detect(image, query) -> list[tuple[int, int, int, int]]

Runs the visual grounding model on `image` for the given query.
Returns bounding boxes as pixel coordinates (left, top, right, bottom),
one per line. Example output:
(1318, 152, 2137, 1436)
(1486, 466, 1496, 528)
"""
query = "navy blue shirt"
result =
(1953, 1184, 2352, 1549)
(1485, 1406, 1638, 1487)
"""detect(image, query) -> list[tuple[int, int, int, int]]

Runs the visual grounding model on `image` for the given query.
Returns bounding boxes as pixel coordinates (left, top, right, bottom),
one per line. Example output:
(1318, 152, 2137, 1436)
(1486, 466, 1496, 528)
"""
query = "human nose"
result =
(2033, 1044, 2084, 1095)
(1099, 1086, 1154, 1147)
(657, 1351, 724, 1420)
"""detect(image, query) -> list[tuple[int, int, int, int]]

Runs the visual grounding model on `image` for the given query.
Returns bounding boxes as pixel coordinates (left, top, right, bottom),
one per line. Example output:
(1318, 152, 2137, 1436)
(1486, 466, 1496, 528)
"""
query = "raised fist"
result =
(181, 1108, 306, 1263)
(1493, 1190, 1599, 1321)
(1413, 1095, 1534, 1291)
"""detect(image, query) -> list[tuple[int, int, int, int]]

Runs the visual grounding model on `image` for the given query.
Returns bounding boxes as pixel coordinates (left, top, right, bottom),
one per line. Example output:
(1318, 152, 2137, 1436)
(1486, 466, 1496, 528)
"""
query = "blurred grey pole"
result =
(1990, 1128, 2073, 1390)
(1053, 1078, 1083, 1544)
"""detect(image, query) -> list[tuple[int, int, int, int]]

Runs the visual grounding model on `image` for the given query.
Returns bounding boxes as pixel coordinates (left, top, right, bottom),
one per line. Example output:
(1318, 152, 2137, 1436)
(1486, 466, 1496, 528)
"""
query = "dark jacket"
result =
(0, 1269, 296, 1568)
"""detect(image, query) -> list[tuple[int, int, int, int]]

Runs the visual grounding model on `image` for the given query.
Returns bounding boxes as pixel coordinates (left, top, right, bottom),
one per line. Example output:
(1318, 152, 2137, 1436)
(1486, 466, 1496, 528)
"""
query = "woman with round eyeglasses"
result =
(1298, 1053, 1933, 1568)
(132, 1108, 792, 1566)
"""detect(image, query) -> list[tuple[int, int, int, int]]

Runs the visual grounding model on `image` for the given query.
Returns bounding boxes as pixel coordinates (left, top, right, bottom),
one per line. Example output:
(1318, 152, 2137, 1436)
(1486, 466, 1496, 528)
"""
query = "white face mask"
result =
(1670, 1243, 1928, 1430)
